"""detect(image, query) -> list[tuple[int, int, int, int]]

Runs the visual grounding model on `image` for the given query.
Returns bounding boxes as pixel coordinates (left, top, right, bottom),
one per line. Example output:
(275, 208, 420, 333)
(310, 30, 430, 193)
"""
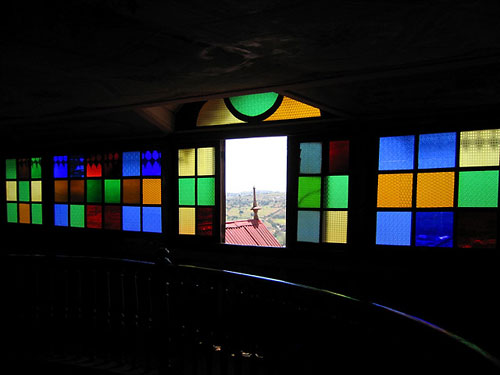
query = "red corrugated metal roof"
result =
(225, 219, 282, 247)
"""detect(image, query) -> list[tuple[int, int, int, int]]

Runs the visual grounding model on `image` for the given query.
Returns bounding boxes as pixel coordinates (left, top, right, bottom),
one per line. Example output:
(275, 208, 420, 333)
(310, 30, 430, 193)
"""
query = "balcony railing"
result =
(1, 253, 498, 374)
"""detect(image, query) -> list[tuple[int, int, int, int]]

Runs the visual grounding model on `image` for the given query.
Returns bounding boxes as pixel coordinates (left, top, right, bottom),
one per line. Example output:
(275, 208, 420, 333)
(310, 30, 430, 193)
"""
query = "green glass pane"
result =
(7, 203, 18, 223)
(324, 176, 349, 208)
(178, 178, 195, 205)
(197, 177, 215, 206)
(229, 92, 279, 117)
(19, 181, 30, 202)
(87, 180, 102, 203)
(458, 171, 499, 207)
(70, 205, 85, 228)
(298, 176, 321, 208)
(32, 204, 43, 225)
(104, 179, 121, 204)
(6, 159, 16, 179)
(31, 158, 42, 179)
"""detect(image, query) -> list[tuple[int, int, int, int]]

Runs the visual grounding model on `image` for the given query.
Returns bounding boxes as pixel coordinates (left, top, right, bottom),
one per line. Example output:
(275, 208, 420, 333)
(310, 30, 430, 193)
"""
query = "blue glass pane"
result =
(300, 143, 322, 174)
(142, 150, 162, 176)
(143, 207, 162, 233)
(123, 152, 141, 177)
(415, 212, 453, 247)
(379, 136, 415, 171)
(69, 155, 85, 178)
(122, 206, 141, 231)
(54, 156, 68, 178)
(376, 211, 412, 245)
(297, 210, 320, 243)
(418, 132, 456, 169)
(54, 204, 68, 226)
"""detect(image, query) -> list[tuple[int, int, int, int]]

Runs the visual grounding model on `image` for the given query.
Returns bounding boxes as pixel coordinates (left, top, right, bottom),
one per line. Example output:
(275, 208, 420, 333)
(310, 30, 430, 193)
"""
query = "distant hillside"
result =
(226, 191, 286, 246)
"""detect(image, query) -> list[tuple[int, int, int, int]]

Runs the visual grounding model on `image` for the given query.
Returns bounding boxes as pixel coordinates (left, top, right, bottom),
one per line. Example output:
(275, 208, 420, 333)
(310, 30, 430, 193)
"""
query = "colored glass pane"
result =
(415, 212, 453, 247)
(458, 171, 499, 207)
(143, 207, 162, 233)
(143, 178, 161, 205)
(457, 211, 496, 248)
(19, 203, 30, 224)
(32, 204, 42, 225)
(6, 159, 16, 179)
(228, 92, 279, 117)
(178, 148, 195, 176)
(103, 153, 121, 178)
(104, 179, 121, 204)
(31, 181, 42, 202)
(54, 156, 68, 178)
(197, 177, 215, 206)
(178, 178, 195, 205)
(54, 204, 68, 226)
(300, 142, 322, 174)
(376, 211, 412, 246)
(297, 210, 320, 243)
(197, 147, 215, 176)
(86, 205, 102, 229)
(416, 172, 454, 208)
(6, 181, 17, 201)
(460, 129, 500, 167)
(123, 206, 141, 232)
(70, 205, 85, 228)
(298, 176, 321, 208)
(329, 141, 349, 174)
(324, 176, 349, 209)
(18, 159, 30, 179)
(179, 207, 196, 235)
(87, 180, 102, 203)
(18, 181, 30, 202)
(70, 180, 85, 203)
(142, 150, 161, 176)
(87, 154, 102, 177)
(264, 96, 321, 121)
(197, 99, 245, 126)
(323, 211, 348, 244)
(378, 135, 415, 171)
(377, 173, 413, 208)
(418, 132, 456, 169)
(197, 207, 214, 236)
(7, 203, 17, 223)
(122, 179, 140, 204)
(123, 152, 141, 177)
(69, 155, 85, 178)
(104, 206, 121, 230)
(31, 158, 42, 179)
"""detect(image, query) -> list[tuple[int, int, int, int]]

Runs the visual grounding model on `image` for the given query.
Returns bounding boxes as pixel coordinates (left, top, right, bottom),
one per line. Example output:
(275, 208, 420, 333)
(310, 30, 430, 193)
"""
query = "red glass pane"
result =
(329, 141, 349, 174)
(103, 152, 121, 178)
(104, 205, 121, 230)
(87, 154, 102, 177)
(18, 158, 30, 179)
(87, 205, 102, 229)
(457, 211, 496, 248)
(197, 207, 214, 236)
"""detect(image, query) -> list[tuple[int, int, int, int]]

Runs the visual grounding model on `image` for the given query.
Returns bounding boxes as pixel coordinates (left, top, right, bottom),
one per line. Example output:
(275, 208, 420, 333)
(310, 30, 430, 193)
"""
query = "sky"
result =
(225, 136, 287, 193)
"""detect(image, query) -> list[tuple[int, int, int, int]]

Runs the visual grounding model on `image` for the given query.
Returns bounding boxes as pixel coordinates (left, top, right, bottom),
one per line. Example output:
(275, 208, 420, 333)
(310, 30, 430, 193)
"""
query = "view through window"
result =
(225, 137, 287, 247)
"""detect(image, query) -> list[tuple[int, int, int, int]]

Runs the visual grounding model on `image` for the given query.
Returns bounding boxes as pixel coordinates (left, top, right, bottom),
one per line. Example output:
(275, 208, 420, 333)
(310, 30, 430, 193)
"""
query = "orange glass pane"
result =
(54, 180, 69, 203)
(265, 96, 321, 121)
(179, 207, 196, 235)
(143, 179, 161, 205)
(19, 203, 30, 224)
(123, 179, 141, 204)
(70, 180, 85, 203)
(416, 172, 455, 208)
(377, 173, 413, 208)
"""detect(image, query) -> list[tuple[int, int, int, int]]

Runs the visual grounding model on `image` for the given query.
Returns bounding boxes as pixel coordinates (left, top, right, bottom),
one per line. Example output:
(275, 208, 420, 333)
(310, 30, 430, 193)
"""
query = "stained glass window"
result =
(53, 150, 162, 233)
(296, 140, 349, 244)
(377, 129, 499, 248)
(5, 157, 43, 225)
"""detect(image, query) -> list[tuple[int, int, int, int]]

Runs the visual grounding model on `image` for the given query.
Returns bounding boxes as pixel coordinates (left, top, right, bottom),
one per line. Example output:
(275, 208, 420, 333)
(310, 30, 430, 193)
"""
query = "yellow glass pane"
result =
(6, 181, 17, 201)
(178, 148, 195, 176)
(323, 211, 348, 244)
(143, 179, 162, 205)
(460, 129, 500, 167)
(265, 96, 321, 121)
(179, 207, 195, 235)
(197, 147, 215, 176)
(31, 181, 42, 202)
(197, 99, 245, 126)
(19, 203, 30, 224)
(377, 173, 413, 208)
(416, 172, 454, 208)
